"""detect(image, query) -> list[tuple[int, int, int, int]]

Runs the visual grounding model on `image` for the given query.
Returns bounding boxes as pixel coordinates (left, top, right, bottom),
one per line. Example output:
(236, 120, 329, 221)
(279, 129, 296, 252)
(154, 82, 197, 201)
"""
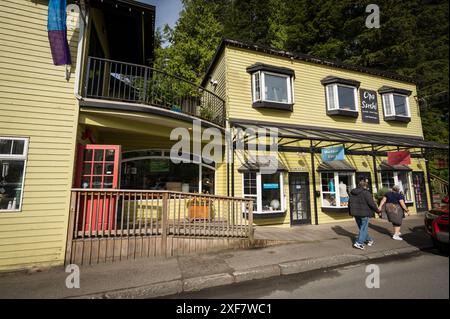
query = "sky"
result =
(140, 0, 183, 31)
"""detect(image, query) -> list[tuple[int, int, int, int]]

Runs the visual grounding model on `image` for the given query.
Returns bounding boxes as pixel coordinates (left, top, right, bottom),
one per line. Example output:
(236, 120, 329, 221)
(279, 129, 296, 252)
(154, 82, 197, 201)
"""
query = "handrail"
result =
(70, 188, 252, 202)
(86, 57, 225, 101)
(82, 56, 226, 126)
(430, 173, 449, 186)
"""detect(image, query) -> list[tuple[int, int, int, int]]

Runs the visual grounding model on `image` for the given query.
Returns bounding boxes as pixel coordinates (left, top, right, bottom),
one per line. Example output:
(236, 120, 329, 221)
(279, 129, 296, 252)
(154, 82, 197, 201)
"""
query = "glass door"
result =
(289, 172, 311, 225)
(412, 172, 428, 212)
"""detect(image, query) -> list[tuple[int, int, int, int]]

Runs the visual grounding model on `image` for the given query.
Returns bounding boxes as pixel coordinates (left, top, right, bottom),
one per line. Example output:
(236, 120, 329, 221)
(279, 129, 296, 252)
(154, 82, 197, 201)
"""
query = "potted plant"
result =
(199, 106, 215, 122)
(187, 197, 214, 220)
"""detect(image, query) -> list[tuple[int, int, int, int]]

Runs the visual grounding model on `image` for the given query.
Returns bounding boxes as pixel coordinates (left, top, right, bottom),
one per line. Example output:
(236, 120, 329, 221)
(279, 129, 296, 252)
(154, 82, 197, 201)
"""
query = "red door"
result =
(76, 144, 121, 232)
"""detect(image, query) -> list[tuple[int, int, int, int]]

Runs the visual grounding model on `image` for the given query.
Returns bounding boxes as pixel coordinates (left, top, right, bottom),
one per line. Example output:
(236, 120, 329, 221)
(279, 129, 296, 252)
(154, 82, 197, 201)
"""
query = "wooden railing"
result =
(430, 173, 449, 197)
(68, 190, 254, 241)
(83, 57, 226, 126)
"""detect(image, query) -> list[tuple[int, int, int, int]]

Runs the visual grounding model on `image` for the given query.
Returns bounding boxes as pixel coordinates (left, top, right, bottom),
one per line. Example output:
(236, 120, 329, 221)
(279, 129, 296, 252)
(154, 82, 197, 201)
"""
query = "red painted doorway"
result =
(75, 144, 121, 232)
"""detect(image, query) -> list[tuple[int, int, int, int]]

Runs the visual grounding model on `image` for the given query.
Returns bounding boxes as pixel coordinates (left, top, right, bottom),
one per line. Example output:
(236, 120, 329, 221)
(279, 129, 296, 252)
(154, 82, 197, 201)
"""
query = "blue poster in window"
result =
(263, 183, 279, 189)
(321, 146, 345, 161)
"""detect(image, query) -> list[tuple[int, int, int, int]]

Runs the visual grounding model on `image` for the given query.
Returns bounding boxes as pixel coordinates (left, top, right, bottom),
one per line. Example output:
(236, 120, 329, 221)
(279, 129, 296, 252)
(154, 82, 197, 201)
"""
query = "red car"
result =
(425, 196, 449, 253)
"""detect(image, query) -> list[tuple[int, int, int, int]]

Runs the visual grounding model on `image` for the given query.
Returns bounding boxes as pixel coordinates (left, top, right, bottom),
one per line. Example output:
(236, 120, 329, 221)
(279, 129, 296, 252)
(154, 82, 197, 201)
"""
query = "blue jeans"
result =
(355, 216, 372, 245)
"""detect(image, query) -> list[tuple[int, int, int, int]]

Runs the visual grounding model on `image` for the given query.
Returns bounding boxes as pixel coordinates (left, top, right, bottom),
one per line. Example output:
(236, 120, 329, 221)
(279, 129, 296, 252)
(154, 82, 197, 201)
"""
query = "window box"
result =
(247, 63, 294, 111)
(322, 76, 360, 118)
(378, 86, 412, 123)
(0, 137, 28, 212)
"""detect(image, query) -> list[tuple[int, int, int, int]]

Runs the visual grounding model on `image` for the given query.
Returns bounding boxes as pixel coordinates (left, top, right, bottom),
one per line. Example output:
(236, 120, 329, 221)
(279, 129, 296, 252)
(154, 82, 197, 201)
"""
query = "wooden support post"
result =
(424, 149, 434, 209)
(161, 192, 168, 257)
(372, 145, 379, 193)
(248, 200, 254, 244)
(310, 140, 319, 225)
(64, 191, 77, 265)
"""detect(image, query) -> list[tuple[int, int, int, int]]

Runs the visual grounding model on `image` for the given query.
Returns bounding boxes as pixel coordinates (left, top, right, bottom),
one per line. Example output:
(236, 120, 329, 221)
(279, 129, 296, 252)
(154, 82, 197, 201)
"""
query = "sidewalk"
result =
(0, 215, 433, 299)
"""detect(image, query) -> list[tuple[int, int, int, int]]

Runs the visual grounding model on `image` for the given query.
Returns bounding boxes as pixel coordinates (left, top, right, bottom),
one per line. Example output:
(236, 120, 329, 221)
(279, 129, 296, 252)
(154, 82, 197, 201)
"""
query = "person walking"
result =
(348, 180, 381, 250)
(378, 185, 410, 240)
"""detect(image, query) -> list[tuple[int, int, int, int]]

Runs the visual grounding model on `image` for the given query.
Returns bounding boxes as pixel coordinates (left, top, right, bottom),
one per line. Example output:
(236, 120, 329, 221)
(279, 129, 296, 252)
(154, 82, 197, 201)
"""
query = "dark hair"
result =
(358, 180, 368, 189)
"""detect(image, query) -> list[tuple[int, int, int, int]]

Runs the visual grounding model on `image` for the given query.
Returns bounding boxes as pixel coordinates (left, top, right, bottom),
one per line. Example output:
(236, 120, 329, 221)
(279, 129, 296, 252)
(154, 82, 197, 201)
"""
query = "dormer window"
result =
(247, 63, 294, 111)
(378, 86, 412, 123)
(321, 76, 360, 118)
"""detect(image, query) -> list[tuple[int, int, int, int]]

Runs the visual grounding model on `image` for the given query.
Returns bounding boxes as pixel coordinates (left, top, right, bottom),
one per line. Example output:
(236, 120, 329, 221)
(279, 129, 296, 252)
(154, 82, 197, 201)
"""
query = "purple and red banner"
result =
(387, 151, 411, 165)
(47, 0, 71, 65)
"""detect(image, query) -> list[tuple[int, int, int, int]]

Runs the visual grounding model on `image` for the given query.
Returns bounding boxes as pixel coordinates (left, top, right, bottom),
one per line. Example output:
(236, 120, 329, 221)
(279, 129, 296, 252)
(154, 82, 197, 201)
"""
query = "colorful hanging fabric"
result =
(47, 0, 71, 65)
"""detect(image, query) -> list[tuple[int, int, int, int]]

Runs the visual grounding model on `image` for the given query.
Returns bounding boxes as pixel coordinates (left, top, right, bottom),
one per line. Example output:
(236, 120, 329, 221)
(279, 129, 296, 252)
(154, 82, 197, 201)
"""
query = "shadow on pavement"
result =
(331, 225, 357, 244)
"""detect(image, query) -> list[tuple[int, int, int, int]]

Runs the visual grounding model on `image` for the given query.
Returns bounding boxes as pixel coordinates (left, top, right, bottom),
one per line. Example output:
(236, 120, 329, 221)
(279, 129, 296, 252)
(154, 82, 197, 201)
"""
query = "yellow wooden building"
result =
(0, 1, 447, 271)
(203, 39, 448, 226)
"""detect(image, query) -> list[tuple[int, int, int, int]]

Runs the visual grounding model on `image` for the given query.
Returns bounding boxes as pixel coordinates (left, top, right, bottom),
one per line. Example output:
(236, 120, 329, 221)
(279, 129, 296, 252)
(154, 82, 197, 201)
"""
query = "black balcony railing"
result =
(83, 57, 226, 126)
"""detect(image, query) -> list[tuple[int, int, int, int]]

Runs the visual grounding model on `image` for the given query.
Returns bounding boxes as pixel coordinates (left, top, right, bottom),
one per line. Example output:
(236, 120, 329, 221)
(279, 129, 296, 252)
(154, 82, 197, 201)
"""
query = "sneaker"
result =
(353, 242, 365, 250)
(365, 240, 374, 246)
(392, 234, 403, 241)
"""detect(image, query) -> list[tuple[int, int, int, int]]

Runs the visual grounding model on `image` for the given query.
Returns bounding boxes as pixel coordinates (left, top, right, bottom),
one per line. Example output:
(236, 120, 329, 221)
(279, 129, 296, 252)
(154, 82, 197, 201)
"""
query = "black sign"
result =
(360, 89, 379, 123)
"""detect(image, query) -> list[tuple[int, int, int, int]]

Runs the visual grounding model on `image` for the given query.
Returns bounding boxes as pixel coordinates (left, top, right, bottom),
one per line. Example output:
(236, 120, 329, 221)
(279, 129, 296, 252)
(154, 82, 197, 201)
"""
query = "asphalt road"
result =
(171, 250, 449, 299)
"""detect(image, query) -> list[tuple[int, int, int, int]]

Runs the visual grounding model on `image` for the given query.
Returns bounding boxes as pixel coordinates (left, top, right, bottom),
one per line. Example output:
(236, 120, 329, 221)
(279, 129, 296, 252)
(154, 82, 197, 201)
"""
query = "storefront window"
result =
(243, 171, 284, 213)
(0, 137, 28, 212)
(121, 153, 214, 194)
(321, 172, 355, 208)
(261, 173, 281, 211)
(321, 172, 336, 207)
(202, 166, 215, 195)
(380, 171, 413, 203)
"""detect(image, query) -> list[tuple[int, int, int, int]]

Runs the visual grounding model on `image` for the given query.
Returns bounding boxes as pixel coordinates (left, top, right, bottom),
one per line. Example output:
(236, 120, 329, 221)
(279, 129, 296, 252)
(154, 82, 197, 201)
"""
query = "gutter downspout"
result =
(73, 2, 87, 100)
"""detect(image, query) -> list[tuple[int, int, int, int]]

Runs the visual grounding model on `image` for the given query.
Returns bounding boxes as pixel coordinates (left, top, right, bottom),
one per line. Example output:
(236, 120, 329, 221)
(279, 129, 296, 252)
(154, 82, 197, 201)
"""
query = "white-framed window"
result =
(0, 137, 29, 212)
(320, 171, 356, 208)
(381, 93, 410, 117)
(252, 71, 293, 104)
(380, 171, 413, 203)
(243, 171, 285, 213)
(325, 84, 358, 111)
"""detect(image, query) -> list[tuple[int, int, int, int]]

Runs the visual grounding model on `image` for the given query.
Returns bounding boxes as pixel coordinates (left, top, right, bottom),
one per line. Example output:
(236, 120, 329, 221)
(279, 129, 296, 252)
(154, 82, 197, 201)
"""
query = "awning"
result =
(238, 156, 288, 173)
(317, 160, 356, 172)
(230, 119, 449, 150)
(378, 161, 412, 171)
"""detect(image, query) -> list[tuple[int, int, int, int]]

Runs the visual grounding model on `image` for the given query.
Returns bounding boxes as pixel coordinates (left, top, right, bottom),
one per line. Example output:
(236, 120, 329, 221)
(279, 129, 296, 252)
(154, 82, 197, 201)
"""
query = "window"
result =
(382, 93, 410, 118)
(252, 71, 293, 104)
(0, 137, 28, 212)
(243, 172, 257, 211)
(243, 172, 285, 213)
(325, 84, 358, 112)
(320, 172, 355, 208)
(380, 171, 413, 203)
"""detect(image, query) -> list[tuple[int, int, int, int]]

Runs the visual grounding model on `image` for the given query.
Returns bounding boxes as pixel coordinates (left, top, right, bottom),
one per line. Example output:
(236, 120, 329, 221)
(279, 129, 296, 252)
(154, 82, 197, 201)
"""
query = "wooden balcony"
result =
(66, 190, 254, 265)
(82, 57, 226, 127)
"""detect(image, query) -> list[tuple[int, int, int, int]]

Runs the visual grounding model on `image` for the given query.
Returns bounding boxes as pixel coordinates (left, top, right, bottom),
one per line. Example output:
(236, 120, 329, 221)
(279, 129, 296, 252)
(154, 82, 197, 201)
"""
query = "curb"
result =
(73, 244, 432, 299)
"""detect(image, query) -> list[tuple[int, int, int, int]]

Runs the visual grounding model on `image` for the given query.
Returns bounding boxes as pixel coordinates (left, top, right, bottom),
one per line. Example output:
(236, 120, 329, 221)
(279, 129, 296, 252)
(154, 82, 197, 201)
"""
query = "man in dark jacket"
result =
(348, 180, 381, 250)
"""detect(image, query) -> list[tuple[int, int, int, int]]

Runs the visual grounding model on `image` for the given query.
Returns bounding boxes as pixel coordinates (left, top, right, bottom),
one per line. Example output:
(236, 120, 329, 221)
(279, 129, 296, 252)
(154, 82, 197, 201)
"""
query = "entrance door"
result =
(75, 144, 121, 232)
(289, 172, 311, 225)
(356, 172, 373, 193)
(412, 172, 428, 212)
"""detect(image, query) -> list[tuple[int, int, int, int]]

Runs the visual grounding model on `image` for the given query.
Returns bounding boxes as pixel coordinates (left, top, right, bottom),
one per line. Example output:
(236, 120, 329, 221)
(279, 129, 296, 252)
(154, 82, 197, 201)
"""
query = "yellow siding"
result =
(205, 50, 227, 110)
(225, 47, 423, 138)
(231, 143, 429, 226)
(0, 0, 80, 271)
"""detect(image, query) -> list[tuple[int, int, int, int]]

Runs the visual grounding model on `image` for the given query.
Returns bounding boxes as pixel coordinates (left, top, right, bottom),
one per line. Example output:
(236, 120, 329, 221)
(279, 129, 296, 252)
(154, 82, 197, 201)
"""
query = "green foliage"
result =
(159, 0, 448, 180)
(374, 187, 390, 204)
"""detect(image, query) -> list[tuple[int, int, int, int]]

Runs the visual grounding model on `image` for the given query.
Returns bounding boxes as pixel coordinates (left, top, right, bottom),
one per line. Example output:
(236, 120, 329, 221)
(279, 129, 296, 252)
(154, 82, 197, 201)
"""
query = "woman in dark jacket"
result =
(378, 185, 410, 240)
(348, 180, 381, 250)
